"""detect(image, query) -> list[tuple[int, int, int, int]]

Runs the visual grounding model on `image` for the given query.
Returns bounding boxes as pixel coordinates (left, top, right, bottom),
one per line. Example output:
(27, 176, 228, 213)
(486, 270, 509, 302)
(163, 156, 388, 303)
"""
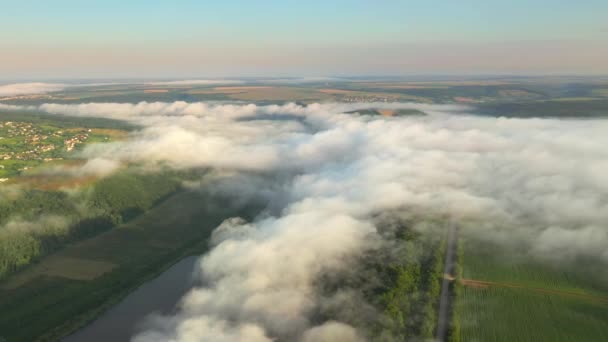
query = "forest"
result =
(313, 215, 447, 341)
(0, 169, 191, 280)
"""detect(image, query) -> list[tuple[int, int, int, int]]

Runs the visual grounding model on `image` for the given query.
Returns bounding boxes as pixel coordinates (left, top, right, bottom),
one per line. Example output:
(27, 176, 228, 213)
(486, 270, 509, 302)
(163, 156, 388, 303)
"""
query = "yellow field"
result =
(377, 109, 396, 116)
(226, 87, 332, 101)
(319, 88, 429, 102)
(497, 89, 539, 98)
(186, 86, 273, 95)
(89, 128, 129, 139)
(214, 86, 272, 91)
(2, 256, 117, 289)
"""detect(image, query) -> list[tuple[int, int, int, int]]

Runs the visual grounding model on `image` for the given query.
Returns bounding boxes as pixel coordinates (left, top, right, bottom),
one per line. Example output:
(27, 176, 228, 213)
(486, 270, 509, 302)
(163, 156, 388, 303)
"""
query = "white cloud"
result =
(144, 80, 245, 86)
(40, 157, 121, 178)
(301, 321, 365, 342)
(0, 82, 66, 96)
(12, 100, 608, 340)
(0, 82, 127, 97)
(26, 102, 608, 260)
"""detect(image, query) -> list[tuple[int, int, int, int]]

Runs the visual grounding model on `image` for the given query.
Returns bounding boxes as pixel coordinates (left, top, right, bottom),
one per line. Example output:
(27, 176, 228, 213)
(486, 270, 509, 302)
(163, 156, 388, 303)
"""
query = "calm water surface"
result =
(63, 256, 199, 342)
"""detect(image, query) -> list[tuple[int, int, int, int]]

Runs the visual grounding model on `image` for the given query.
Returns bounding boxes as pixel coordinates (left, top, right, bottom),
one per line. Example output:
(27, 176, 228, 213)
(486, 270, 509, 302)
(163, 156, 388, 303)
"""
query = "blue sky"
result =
(1, 0, 607, 78)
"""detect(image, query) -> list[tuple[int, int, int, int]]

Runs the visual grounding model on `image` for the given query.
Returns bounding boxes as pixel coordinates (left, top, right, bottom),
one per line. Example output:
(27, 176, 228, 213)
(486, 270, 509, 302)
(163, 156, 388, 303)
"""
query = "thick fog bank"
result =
(4, 101, 607, 341)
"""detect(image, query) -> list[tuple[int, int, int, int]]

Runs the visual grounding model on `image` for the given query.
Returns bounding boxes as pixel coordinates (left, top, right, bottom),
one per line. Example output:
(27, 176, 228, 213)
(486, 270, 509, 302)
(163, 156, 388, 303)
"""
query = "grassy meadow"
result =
(451, 239, 608, 341)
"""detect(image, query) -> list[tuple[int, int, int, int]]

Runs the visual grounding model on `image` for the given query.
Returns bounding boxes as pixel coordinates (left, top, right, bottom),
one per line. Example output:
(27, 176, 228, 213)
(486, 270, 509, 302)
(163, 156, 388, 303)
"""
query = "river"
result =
(63, 256, 200, 342)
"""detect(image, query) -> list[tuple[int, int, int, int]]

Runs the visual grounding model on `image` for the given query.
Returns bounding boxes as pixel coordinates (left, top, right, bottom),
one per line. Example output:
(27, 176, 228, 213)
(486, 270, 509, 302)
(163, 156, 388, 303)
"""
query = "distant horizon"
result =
(2, 2, 608, 342)
(3, 73, 608, 83)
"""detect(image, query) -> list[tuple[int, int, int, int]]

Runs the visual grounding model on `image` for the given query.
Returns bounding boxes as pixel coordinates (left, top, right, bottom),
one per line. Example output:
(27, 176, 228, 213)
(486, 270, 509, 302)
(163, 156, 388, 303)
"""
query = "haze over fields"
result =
(1, 1, 608, 341)
(2, 94, 607, 340)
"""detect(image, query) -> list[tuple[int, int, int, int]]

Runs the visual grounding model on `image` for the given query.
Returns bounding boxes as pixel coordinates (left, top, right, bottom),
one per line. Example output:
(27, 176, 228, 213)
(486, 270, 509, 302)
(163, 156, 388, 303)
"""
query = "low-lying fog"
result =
(3, 101, 607, 341)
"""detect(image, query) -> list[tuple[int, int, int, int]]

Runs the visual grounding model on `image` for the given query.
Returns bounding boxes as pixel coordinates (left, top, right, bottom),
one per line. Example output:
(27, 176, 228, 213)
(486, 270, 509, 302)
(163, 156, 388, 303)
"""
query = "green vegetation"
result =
(316, 219, 447, 341)
(477, 99, 608, 118)
(0, 187, 264, 341)
(378, 235, 444, 340)
(460, 240, 608, 296)
(451, 238, 608, 341)
(3, 77, 607, 108)
(0, 114, 131, 178)
(0, 169, 188, 280)
(455, 285, 608, 341)
(447, 238, 463, 342)
(367, 85, 545, 102)
(0, 110, 136, 130)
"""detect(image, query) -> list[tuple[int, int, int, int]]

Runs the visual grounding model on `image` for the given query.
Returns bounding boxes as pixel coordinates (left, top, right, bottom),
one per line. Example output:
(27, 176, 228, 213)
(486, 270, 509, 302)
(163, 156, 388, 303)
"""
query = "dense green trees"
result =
(0, 169, 186, 280)
(379, 230, 445, 340)
(383, 264, 421, 330)
(0, 190, 74, 225)
(448, 239, 464, 342)
(313, 218, 447, 341)
(0, 110, 136, 130)
(89, 172, 183, 224)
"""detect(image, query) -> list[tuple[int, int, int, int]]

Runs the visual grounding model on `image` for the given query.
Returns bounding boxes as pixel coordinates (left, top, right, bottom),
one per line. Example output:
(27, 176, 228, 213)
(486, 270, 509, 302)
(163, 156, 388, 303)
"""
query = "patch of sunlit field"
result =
(319, 87, 429, 102)
(226, 87, 333, 101)
(9, 159, 101, 190)
(89, 128, 129, 140)
(61, 127, 128, 139)
(187, 86, 274, 94)
(1, 256, 117, 290)
(185, 86, 328, 101)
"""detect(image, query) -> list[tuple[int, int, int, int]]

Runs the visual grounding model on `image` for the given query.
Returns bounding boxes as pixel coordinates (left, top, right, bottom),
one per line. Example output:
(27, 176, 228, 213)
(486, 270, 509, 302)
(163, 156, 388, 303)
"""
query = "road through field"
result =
(436, 220, 457, 341)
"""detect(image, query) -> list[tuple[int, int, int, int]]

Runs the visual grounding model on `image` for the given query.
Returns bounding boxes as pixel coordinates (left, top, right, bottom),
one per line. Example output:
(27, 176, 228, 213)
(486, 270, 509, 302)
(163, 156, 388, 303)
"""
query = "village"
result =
(0, 121, 91, 179)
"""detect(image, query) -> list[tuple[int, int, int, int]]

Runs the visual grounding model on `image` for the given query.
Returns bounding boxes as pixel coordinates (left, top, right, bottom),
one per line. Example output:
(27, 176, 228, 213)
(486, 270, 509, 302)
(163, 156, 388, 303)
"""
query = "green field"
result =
(346, 108, 427, 116)
(456, 285, 608, 342)
(451, 239, 608, 341)
(477, 99, 608, 118)
(0, 188, 263, 341)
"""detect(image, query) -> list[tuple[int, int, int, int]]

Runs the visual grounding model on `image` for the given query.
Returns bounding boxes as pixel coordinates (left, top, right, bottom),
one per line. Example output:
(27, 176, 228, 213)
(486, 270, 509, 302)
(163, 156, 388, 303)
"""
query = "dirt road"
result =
(461, 278, 608, 304)
(436, 220, 457, 341)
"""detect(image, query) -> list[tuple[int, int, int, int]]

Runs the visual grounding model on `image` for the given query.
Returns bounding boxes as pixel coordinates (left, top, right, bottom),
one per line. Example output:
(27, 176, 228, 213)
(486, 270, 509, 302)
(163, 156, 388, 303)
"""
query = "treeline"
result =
(366, 84, 546, 102)
(448, 237, 464, 342)
(0, 169, 190, 280)
(376, 226, 445, 340)
(312, 217, 447, 341)
(0, 110, 137, 130)
(477, 99, 608, 118)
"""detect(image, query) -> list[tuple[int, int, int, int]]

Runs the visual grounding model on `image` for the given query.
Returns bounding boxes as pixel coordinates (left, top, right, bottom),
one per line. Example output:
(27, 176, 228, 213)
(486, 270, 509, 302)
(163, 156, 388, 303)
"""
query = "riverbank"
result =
(0, 190, 262, 341)
(63, 256, 200, 341)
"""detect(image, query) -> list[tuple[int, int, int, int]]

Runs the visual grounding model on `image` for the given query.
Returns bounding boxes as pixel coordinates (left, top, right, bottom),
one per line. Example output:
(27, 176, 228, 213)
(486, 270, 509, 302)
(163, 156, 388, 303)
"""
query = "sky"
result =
(1, 0, 607, 79)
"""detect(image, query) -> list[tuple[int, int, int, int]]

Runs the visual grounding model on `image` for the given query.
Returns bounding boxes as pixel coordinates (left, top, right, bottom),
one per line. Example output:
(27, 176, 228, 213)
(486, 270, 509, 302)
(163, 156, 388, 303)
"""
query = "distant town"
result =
(0, 121, 109, 180)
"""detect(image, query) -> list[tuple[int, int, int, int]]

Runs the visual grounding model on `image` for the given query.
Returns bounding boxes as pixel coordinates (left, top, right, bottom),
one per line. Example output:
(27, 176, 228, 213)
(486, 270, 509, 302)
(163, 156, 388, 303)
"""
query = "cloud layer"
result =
(5, 100, 607, 340)
(0, 82, 66, 96)
(144, 80, 245, 86)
